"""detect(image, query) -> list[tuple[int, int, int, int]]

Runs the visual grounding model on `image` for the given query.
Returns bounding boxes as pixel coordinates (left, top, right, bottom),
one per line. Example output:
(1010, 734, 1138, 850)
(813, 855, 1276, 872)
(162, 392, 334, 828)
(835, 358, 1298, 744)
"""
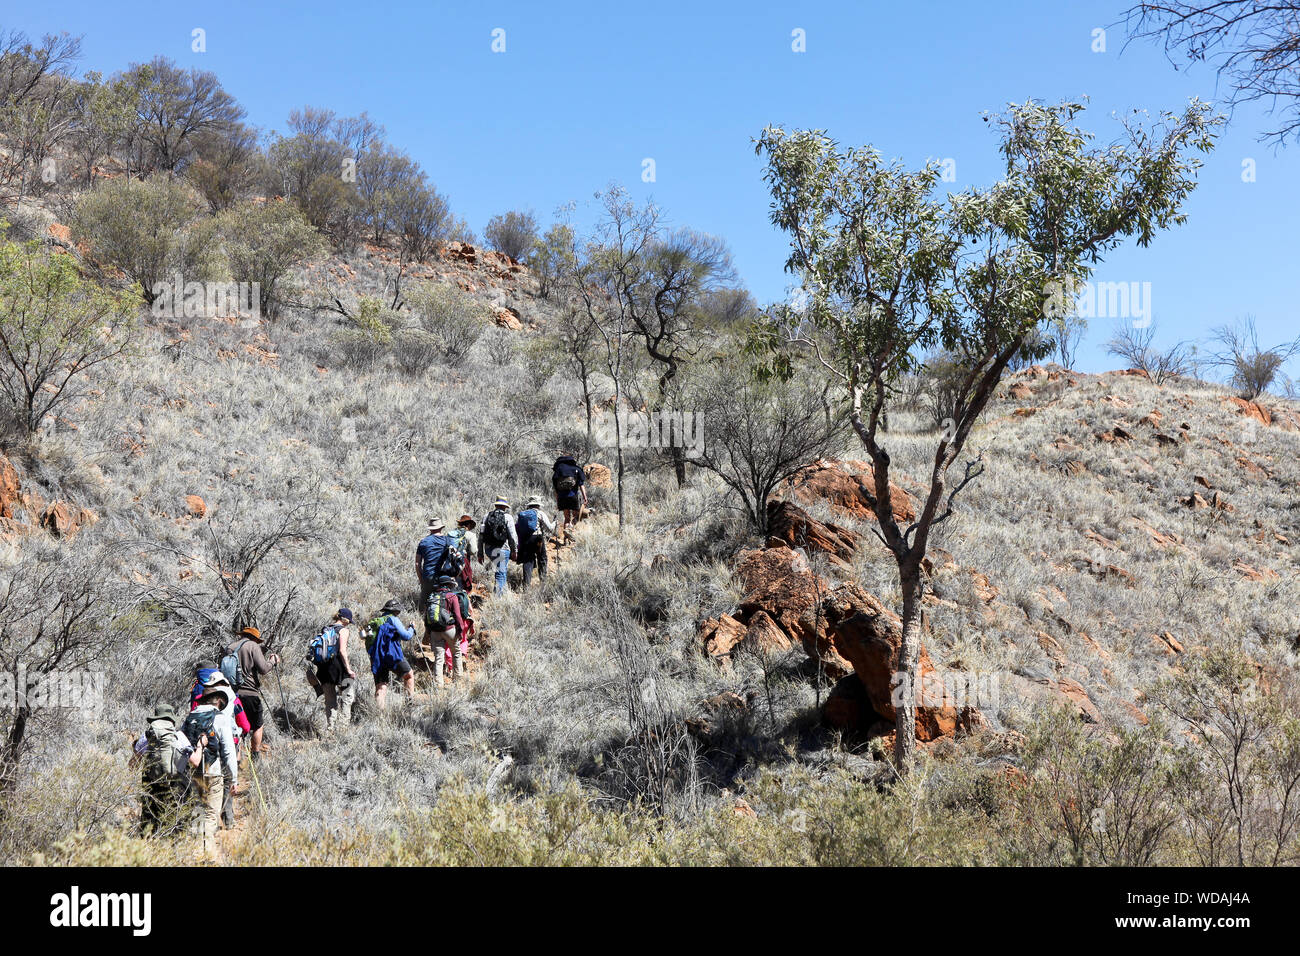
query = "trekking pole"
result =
(245, 746, 269, 816)
(272, 664, 295, 739)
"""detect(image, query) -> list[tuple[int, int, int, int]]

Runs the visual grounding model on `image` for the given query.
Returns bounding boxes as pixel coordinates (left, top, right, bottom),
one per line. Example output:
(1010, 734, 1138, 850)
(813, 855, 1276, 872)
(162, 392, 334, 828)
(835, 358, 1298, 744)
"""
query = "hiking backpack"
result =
(441, 546, 465, 580)
(363, 615, 388, 655)
(482, 509, 511, 549)
(426, 583, 470, 635)
(144, 722, 189, 779)
(219, 640, 248, 688)
(308, 625, 341, 665)
(516, 508, 541, 543)
(180, 709, 222, 764)
(553, 458, 580, 494)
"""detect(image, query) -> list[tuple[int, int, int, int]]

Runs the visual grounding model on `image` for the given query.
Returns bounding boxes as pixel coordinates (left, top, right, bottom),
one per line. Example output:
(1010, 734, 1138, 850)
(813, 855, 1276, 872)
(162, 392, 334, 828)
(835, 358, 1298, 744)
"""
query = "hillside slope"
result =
(2, 230, 1298, 865)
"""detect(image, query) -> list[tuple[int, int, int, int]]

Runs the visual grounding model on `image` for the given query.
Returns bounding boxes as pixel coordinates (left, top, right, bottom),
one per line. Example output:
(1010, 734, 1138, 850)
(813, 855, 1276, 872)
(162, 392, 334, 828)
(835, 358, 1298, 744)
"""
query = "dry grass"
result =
(3, 265, 1298, 865)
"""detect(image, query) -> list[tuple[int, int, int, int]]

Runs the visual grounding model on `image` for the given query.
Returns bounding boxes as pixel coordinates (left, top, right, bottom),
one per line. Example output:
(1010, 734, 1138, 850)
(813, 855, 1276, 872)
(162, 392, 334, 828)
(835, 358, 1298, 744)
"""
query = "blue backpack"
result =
(308, 625, 340, 665)
(219, 640, 248, 688)
(516, 509, 540, 542)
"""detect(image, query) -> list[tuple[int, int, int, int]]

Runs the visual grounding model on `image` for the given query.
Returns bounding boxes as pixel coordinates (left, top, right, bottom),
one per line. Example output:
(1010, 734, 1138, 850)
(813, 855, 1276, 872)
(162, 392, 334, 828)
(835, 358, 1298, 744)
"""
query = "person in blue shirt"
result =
(415, 517, 452, 636)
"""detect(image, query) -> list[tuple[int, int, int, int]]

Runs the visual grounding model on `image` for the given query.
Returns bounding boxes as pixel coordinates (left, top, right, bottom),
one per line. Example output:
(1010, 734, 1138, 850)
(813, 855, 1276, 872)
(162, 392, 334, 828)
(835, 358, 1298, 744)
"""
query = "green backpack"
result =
(364, 615, 389, 654)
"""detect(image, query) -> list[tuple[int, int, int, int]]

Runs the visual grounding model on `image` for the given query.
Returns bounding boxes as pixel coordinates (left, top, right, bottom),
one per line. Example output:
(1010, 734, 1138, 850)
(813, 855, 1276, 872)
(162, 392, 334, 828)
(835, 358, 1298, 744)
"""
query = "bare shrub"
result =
(1015, 708, 1182, 865)
(1150, 645, 1300, 866)
(0, 546, 140, 803)
(692, 370, 843, 534)
(1104, 321, 1194, 385)
(1209, 316, 1300, 399)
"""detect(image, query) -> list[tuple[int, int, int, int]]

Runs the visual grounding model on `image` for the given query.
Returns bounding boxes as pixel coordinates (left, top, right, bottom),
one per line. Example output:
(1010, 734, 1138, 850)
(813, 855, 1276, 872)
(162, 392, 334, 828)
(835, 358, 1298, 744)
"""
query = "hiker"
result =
(181, 673, 239, 863)
(515, 495, 556, 588)
(364, 599, 417, 708)
(552, 454, 587, 537)
(447, 514, 477, 591)
(189, 662, 250, 829)
(425, 575, 473, 686)
(134, 702, 193, 837)
(416, 518, 454, 632)
(478, 496, 518, 596)
(306, 608, 359, 732)
(222, 626, 280, 757)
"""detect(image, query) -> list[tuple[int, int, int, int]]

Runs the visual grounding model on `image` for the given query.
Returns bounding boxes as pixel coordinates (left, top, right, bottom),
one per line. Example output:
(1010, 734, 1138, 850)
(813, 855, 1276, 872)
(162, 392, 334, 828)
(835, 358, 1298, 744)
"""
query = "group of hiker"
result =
(133, 455, 590, 861)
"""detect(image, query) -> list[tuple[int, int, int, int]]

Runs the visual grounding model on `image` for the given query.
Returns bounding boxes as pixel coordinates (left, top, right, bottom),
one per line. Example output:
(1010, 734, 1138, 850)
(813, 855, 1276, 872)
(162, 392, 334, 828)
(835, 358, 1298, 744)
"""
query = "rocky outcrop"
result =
(40, 502, 97, 538)
(0, 455, 19, 519)
(786, 458, 917, 524)
(700, 545, 977, 741)
(821, 584, 977, 741)
(765, 499, 859, 566)
(0, 455, 94, 539)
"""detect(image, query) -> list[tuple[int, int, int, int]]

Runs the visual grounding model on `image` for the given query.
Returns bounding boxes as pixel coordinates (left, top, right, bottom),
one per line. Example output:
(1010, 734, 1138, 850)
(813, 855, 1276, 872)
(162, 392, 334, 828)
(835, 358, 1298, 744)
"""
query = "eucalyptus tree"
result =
(755, 99, 1222, 773)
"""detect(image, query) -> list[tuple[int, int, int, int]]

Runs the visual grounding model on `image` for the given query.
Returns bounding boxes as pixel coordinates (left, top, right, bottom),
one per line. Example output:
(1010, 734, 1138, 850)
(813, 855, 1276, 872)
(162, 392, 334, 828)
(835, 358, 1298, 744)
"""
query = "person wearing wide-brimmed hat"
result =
(363, 598, 416, 709)
(222, 625, 280, 757)
(416, 517, 455, 631)
(477, 496, 518, 596)
(515, 495, 556, 588)
(447, 514, 478, 591)
(180, 673, 239, 862)
(134, 701, 193, 836)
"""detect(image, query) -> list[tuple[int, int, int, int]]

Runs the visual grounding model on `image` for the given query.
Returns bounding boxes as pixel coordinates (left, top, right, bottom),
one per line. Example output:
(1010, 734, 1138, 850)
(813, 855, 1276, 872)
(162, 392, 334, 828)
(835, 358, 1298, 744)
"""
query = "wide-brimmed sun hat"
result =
(149, 702, 179, 725)
(492, 496, 509, 508)
(457, 514, 476, 529)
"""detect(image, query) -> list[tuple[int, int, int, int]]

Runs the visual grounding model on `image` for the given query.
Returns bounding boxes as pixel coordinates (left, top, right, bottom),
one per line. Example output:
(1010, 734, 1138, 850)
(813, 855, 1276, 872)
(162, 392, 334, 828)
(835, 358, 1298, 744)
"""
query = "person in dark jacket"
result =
(552, 455, 587, 538)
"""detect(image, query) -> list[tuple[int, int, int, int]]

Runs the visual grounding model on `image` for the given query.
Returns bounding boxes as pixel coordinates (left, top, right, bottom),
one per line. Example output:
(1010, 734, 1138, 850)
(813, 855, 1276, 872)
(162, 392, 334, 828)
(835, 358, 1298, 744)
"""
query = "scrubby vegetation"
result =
(1, 24, 1298, 867)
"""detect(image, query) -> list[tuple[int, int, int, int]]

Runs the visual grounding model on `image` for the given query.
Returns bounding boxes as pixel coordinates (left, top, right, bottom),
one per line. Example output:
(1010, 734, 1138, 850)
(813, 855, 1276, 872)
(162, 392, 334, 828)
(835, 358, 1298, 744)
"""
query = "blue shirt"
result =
(415, 533, 451, 582)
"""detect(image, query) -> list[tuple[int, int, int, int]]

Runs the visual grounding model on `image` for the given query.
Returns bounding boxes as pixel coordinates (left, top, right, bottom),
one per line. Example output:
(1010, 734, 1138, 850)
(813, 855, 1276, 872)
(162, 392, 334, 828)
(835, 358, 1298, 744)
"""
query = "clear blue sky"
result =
(8, 0, 1298, 373)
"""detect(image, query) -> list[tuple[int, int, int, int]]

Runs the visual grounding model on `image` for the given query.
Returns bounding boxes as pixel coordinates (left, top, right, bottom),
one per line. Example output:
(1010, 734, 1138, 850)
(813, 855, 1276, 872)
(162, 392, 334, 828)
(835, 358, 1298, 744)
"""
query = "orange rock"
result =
(822, 584, 976, 741)
(185, 494, 207, 518)
(0, 454, 19, 519)
(1233, 562, 1279, 582)
(787, 458, 918, 524)
(1224, 396, 1271, 426)
(40, 502, 96, 538)
(765, 499, 859, 563)
(1153, 632, 1184, 655)
(584, 463, 612, 488)
(740, 610, 792, 655)
(700, 615, 747, 660)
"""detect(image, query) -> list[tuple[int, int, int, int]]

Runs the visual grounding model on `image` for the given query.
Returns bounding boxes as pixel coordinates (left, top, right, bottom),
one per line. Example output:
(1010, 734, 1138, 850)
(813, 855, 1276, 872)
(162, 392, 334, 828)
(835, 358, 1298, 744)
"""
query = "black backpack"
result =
(553, 459, 579, 493)
(482, 509, 511, 549)
(441, 546, 465, 580)
(180, 709, 221, 763)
